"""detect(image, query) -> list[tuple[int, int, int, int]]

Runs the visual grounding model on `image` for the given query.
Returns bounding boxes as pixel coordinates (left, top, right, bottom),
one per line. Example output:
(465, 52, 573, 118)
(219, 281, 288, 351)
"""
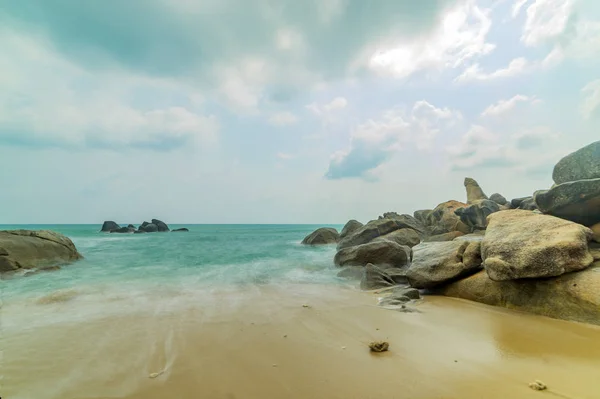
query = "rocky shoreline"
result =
(100, 219, 189, 233)
(303, 140, 600, 326)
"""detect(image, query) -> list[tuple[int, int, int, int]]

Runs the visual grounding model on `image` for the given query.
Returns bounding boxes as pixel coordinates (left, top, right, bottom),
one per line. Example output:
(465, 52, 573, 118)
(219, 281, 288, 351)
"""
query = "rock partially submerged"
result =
(340, 220, 363, 239)
(172, 228, 189, 232)
(482, 210, 594, 281)
(100, 221, 120, 232)
(334, 241, 411, 268)
(101, 219, 173, 233)
(0, 230, 82, 273)
(301, 227, 339, 245)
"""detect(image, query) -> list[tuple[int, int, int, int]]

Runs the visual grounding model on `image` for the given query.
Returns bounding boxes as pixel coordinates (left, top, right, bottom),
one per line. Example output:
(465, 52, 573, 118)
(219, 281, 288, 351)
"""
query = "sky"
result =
(0, 0, 599, 224)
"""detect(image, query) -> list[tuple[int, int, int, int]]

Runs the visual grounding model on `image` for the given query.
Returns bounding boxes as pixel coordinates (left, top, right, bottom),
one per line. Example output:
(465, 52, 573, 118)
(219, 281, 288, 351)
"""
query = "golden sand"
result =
(3, 286, 600, 399)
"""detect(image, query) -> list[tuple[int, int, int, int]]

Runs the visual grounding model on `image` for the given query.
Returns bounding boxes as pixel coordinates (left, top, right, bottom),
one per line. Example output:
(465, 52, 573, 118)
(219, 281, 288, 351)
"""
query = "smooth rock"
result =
(301, 227, 339, 245)
(152, 219, 170, 232)
(100, 221, 120, 232)
(334, 241, 411, 268)
(360, 264, 396, 290)
(426, 200, 470, 235)
(464, 177, 488, 203)
(340, 220, 363, 239)
(489, 193, 507, 206)
(337, 216, 424, 250)
(406, 241, 482, 289)
(553, 141, 600, 184)
(482, 210, 594, 281)
(373, 228, 421, 248)
(455, 200, 500, 231)
(424, 231, 465, 242)
(438, 263, 600, 326)
(511, 197, 531, 209)
(534, 178, 600, 226)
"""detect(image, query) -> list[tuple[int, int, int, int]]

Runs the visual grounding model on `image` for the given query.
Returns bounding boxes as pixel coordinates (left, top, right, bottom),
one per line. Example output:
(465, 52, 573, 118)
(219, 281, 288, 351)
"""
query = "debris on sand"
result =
(528, 380, 547, 391)
(369, 341, 389, 352)
(302, 304, 311, 308)
(149, 370, 165, 379)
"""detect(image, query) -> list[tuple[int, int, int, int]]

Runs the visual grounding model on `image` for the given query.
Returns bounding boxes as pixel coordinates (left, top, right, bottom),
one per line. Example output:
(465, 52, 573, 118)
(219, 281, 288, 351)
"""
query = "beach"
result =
(4, 283, 600, 399)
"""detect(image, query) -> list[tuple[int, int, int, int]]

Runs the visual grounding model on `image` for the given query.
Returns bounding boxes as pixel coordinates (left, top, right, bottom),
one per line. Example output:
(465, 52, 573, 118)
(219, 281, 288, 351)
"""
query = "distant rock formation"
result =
(172, 228, 189, 232)
(101, 219, 175, 234)
(100, 221, 120, 232)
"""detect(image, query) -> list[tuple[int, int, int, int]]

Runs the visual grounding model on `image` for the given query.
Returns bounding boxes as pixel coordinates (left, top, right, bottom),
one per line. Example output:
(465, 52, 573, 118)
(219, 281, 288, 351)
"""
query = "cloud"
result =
(512, 0, 531, 18)
(306, 97, 348, 115)
(267, 111, 298, 126)
(481, 94, 535, 117)
(326, 101, 461, 179)
(581, 79, 600, 119)
(366, 0, 495, 78)
(276, 152, 295, 160)
(520, 0, 575, 47)
(455, 57, 530, 82)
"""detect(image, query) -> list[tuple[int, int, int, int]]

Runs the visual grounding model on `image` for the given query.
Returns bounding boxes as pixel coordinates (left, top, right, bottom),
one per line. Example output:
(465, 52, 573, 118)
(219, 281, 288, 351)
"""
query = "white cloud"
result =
(581, 79, 600, 119)
(326, 101, 461, 179)
(521, 0, 575, 47)
(455, 57, 529, 82)
(276, 152, 295, 160)
(306, 96, 348, 115)
(481, 94, 534, 117)
(267, 111, 299, 126)
(512, 0, 531, 18)
(275, 29, 305, 52)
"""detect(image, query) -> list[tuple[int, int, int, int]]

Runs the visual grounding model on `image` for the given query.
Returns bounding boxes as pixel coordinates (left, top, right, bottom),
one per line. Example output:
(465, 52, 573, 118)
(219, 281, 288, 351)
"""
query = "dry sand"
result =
(3, 285, 600, 399)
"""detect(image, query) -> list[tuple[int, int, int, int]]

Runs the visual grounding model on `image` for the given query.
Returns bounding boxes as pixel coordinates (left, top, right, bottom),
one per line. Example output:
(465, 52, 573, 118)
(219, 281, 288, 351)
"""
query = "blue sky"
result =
(0, 0, 599, 224)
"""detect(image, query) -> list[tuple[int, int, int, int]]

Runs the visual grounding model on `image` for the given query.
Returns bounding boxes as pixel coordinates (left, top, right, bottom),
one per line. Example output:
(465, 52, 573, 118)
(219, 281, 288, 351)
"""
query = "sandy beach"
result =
(4, 285, 600, 399)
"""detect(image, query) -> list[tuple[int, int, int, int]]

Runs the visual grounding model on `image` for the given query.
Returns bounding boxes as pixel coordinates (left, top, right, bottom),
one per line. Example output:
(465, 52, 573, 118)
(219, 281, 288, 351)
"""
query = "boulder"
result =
(489, 193, 507, 206)
(172, 228, 190, 232)
(389, 286, 420, 300)
(334, 241, 411, 268)
(406, 241, 482, 289)
(378, 213, 426, 234)
(127, 224, 136, 229)
(133, 230, 146, 234)
(454, 200, 500, 231)
(340, 220, 363, 239)
(337, 216, 424, 250)
(140, 223, 158, 233)
(426, 201, 470, 235)
(552, 141, 600, 184)
(413, 209, 433, 226)
(140, 221, 150, 228)
(360, 264, 396, 290)
(373, 228, 420, 248)
(110, 227, 132, 233)
(534, 178, 600, 226)
(424, 231, 465, 242)
(592, 223, 600, 243)
(482, 210, 594, 281)
(301, 227, 339, 245)
(0, 230, 82, 272)
(511, 196, 538, 211)
(152, 219, 170, 232)
(438, 263, 600, 326)
(464, 177, 488, 203)
(337, 266, 364, 279)
(100, 221, 120, 232)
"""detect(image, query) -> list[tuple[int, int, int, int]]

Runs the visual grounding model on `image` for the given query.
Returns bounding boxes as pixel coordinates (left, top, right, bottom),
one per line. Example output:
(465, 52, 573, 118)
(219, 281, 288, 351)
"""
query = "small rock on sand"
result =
(369, 341, 389, 352)
(528, 380, 547, 391)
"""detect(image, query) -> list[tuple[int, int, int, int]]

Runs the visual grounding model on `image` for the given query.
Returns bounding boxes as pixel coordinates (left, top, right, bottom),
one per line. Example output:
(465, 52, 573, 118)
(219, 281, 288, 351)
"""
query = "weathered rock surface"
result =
(453, 232, 485, 242)
(455, 200, 500, 231)
(424, 231, 465, 242)
(0, 230, 83, 272)
(301, 227, 339, 245)
(406, 241, 482, 289)
(552, 141, 600, 184)
(425, 201, 470, 235)
(172, 228, 190, 232)
(489, 193, 507, 206)
(334, 241, 411, 268)
(534, 178, 600, 226)
(337, 216, 424, 250)
(464, 177, 488, 203)
(340, 220, 363, 239)
(152, 219, 170, 232)
(482, 210, 594, 281)
(373, 228, 421, 248)
(413, 209, 433, 226)
(592, 223, 600, 243)
(438, 263, 600, 326)
(100, 221, 120, 232)
(360, 264, 396, 290)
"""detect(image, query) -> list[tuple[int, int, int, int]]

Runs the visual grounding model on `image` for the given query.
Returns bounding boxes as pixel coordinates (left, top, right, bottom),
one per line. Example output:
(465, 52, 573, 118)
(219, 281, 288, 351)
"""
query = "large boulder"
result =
(482, 210, 594, 281)
(373, 228, 420, 248)
(464, 177, 488, 203)
(340, 220, 363, 239)
(413, 209, 433, 226)
(511, 196, 538, 211)
(489, 193, 507, 206)
(110, 227, 133, 233)
(360, 264, 397, 290)
(425, 200, 470, 235)
(337, 216, 424, 250)
(454, 200, 500, 231)
(552, 141, 600, 184)
(334, 240, 411, 268)
(438, 263, 600, 326)
(140, 223, 158, 233)
(406, 241, 482, 289)
(151, 219, 170, 232)
(534, 178, 600, 226)
(100, 221, 119, 232)
(301, 227, 339, 245)
(0, 230, 83, 272)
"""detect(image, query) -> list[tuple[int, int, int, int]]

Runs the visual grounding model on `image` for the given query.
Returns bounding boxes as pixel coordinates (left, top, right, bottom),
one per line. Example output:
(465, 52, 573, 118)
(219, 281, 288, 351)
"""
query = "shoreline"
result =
(4, 283, 600, 399)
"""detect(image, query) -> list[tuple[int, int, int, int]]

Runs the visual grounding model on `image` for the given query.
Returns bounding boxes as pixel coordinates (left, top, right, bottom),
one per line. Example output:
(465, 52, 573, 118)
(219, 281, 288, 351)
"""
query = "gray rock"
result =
(110, 227, 133, 233)
(337, 266, 364, 279)
(340, 220, 363, 239)
(553, 141, 600, 184)
(151, 219, 170, 232)
(360, 264, 396, 290)
(489, 193, 507, 206)
(510, 196, 538, 210)
(127, 224, 136, 229)
(373, 228, 420, 248)
(534, 178, 600, 226)
(172, 228, 189, 232)
(301, 227, 339, 245)
(482, 210, 594, 281)
(140, 223, 158, 233)
(413, 209, 433, 226)
(389, 286, 420, 300)
(464, 177, 488, 203)
(100, 221, 120, 232)
(454, 199, 500, 231)
(424, 231, 466, 242)
(406, 241, 482, 289)
(337, 216, 424, 250)
(334, 240, 411, 268)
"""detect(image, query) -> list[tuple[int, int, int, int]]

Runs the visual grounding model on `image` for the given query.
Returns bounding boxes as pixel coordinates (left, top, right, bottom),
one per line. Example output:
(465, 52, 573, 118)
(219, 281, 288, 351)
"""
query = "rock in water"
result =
(172, 228, 189, 232)
(110, 227, 132, 233)
(482, 210, 594, 281)
(360, 264, 397, 290)
(301, 227, 339, 245)
(334, 241, 411, 268)
(152, 219, 170, 232)
(0, 230, 83, 272)
(534, 178, 600, 226)
(140, 223, 158, 233)
(373, 228, 421, 248)
(489, 193, 507, 206)
(337, 216, 424, 250)
(464, 177, 488, 204)
(406, 241, 482, 289)
(552, 140, 600, 184)
(438, 262, 600, 325)
(454, 200, 500, 231)
(100, 221, 120, 232)
(340, 220, 363, 239)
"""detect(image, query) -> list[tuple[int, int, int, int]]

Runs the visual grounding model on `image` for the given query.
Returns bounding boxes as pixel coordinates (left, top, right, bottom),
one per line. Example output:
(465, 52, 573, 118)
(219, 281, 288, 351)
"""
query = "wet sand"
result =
(4, 285, 600, 399)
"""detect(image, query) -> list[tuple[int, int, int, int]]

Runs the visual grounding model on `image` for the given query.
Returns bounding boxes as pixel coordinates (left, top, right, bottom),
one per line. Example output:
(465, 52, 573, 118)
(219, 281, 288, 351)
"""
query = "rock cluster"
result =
(100, 219, 181, 233)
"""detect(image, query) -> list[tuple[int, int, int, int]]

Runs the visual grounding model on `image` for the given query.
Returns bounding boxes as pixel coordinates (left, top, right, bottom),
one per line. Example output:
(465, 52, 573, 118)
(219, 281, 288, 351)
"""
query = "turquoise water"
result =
(1, 224, 345, 305)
